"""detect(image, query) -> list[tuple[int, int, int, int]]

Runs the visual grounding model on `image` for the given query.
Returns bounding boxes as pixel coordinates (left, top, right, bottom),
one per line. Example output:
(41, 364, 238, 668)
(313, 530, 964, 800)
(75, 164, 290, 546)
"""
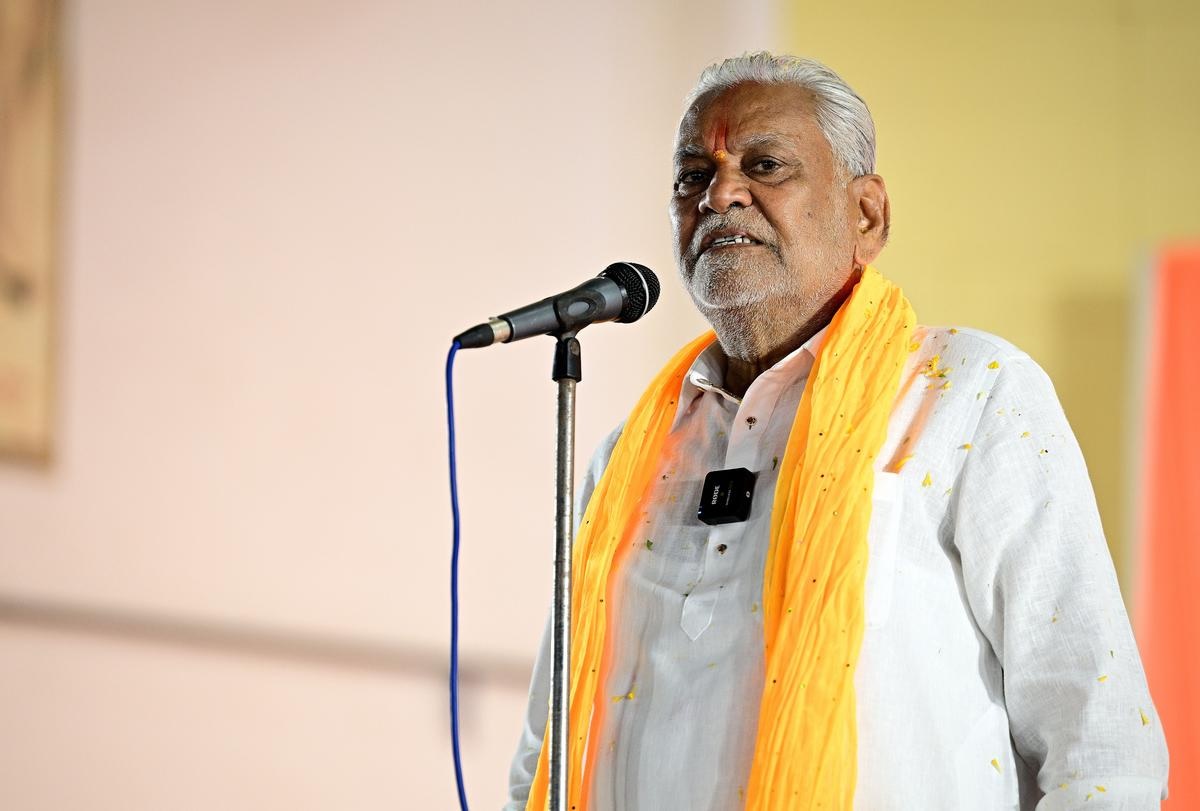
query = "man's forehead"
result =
(674, 83, 820, 158)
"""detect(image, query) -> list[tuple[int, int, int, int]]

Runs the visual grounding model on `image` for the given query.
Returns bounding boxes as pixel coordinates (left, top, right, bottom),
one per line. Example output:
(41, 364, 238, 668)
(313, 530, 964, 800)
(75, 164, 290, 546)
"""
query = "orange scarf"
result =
(525, 267, 915, 810)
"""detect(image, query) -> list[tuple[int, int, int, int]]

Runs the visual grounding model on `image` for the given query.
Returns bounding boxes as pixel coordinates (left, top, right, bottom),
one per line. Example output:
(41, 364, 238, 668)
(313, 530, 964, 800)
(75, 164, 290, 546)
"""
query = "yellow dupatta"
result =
(525, 267, 915, 810)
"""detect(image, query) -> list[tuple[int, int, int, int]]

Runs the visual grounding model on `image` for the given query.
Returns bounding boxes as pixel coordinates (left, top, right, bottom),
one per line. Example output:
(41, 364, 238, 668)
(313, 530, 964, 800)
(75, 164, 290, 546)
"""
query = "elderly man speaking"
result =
(505, 52, 1168, 811)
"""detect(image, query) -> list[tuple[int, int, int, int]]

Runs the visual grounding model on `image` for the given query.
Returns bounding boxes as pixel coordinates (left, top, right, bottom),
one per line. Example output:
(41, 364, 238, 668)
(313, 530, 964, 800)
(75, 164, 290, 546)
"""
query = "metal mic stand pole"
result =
(549, 332, 581, 811)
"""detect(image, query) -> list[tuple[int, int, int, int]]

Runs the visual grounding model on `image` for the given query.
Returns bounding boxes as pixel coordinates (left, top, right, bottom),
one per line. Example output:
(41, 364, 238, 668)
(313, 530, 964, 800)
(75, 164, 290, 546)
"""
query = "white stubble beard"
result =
(675, 207, 854, 363)
(677, 245, 802, 360)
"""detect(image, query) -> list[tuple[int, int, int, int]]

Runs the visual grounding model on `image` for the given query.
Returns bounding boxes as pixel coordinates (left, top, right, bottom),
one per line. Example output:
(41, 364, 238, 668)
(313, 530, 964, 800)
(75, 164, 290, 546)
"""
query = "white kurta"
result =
(506, 325, 1168, 810)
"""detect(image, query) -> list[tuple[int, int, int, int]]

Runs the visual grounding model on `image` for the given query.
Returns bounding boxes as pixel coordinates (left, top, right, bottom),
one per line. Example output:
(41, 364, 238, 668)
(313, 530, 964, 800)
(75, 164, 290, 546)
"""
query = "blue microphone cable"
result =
(446, 339, 470, 810)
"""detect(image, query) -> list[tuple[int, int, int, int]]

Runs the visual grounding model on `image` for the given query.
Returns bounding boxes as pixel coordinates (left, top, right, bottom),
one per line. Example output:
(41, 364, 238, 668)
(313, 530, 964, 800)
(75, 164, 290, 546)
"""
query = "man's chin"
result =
(687, 282, 770, 313)
(685, 258, 774, 311)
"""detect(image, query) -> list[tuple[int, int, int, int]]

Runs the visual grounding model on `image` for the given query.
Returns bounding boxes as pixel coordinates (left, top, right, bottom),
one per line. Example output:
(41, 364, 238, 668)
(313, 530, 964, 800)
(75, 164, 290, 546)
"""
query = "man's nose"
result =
(700, 165, 752, 214)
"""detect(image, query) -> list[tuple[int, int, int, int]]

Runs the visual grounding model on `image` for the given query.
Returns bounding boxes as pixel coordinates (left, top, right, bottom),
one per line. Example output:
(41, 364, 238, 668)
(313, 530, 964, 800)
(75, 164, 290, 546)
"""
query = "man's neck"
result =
(708, 270, 859, 398)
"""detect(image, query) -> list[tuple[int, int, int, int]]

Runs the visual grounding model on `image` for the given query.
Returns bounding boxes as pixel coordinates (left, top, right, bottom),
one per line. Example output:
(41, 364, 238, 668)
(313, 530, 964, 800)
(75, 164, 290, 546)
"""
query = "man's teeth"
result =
(711, 235, 755, 247)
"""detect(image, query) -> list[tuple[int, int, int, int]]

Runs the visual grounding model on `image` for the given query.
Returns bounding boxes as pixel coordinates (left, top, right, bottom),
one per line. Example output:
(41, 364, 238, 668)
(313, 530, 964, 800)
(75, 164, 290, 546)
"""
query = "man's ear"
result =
(851, 174, 890, 268)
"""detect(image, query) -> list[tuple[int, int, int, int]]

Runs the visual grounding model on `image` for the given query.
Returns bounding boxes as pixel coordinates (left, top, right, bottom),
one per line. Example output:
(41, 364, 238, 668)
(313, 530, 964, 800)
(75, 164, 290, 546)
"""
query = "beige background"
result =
(0, 1, 768, 808)
(0, 0, 1196, 809)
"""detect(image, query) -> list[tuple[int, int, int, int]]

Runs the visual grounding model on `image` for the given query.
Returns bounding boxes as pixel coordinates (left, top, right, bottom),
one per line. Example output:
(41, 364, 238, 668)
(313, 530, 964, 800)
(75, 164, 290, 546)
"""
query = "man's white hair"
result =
(685, 52, 876, 178)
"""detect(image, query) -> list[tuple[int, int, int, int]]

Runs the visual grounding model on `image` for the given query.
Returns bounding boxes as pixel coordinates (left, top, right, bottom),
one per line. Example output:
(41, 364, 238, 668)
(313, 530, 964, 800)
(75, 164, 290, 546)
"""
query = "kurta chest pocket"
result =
(864, 471, 903, 629)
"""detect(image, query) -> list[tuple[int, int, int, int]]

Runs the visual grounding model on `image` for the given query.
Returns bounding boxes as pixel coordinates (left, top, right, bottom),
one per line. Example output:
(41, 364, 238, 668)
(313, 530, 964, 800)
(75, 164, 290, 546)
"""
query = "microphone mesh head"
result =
(601, 262, 661, 323)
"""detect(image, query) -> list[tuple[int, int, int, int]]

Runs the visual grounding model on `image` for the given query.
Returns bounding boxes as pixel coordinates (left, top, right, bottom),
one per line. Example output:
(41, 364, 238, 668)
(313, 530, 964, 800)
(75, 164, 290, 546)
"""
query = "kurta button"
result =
(717, 544, 728, 555)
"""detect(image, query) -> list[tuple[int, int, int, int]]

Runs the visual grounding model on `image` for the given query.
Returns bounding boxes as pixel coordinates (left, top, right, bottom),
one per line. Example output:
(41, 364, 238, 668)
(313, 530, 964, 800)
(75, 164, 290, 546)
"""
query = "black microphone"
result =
(453, 262, 660, 349)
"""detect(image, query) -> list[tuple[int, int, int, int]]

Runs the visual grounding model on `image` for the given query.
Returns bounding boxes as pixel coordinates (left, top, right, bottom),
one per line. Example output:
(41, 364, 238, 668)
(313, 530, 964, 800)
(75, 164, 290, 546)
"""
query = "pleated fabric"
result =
(526, 267, 915, 811)
(745, 267, 913, 809)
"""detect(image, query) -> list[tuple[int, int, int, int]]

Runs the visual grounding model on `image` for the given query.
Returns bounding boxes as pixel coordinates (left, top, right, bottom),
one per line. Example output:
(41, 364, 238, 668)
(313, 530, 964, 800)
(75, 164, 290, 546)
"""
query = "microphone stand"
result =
(549, 331, 581, 811)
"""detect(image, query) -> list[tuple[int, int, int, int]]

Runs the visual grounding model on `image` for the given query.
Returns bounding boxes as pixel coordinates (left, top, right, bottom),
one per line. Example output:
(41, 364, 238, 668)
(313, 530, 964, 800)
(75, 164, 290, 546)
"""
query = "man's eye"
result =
(752, 158, 782, 173)
(674, 170, 710, 193)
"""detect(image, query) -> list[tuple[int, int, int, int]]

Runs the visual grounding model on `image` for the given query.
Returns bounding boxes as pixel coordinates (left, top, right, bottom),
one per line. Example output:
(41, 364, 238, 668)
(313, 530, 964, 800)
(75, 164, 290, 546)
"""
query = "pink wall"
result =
(0, 1, 774, 807)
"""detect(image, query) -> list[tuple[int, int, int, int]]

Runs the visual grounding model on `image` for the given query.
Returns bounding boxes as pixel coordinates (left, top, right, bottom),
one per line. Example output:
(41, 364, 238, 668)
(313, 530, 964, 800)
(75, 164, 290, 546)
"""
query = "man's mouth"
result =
(701, 232, 763, 254)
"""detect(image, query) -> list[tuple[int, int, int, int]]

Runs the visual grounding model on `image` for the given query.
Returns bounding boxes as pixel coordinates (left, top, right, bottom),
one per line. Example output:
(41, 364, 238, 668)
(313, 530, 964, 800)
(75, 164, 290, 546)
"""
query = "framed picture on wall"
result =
(0, 0, 58, 462)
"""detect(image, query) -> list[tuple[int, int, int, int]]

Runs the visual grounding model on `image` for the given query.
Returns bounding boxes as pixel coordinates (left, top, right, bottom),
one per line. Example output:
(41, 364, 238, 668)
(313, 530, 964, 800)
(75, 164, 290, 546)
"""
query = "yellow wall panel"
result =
(780, 1, 1200, 585)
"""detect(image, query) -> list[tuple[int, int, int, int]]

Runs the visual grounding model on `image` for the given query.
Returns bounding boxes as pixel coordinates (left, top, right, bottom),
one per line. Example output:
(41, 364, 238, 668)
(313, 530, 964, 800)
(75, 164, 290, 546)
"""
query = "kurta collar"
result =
(675, 325, 829, 418)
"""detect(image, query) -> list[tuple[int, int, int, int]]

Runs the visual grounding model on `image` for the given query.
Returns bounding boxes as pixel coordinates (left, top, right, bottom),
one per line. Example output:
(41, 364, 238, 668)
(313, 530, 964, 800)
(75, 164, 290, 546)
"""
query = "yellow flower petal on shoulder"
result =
(987, 360, 1000, 369)
(990, 758, 1001, 773)
(922, 471, 932, 488)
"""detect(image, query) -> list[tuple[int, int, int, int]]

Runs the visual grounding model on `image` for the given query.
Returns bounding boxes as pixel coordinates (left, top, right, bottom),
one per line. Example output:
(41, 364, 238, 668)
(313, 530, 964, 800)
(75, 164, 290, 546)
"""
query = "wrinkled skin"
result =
(669, 82, 890, 396)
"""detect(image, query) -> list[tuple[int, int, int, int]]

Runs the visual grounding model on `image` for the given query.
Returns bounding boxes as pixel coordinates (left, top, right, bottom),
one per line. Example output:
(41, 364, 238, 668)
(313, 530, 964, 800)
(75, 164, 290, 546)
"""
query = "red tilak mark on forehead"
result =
(705, 118, 729, 155)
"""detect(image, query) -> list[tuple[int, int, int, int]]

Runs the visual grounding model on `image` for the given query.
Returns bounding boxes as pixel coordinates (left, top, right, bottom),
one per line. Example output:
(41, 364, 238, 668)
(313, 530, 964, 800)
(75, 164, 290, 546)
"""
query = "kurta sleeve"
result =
(952, 354, 1168, 809)
(504, 424, 624, 810)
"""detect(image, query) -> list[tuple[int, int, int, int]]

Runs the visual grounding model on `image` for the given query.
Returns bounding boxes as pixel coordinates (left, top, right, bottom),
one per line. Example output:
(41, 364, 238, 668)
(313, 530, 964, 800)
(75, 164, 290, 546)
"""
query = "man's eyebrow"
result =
(673, 134, 797, 163)
(673, 144, 708, 163)
(738, 133, 793, 151)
